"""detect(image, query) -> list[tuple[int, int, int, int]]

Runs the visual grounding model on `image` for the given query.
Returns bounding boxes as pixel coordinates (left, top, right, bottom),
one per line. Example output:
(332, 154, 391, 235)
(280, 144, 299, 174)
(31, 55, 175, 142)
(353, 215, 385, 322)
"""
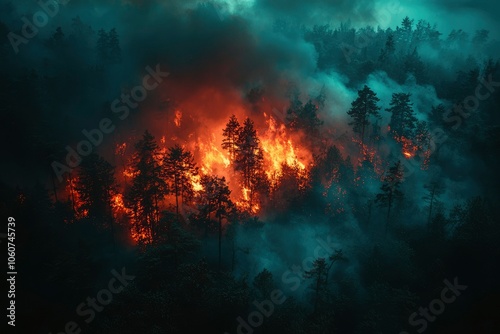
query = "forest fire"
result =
(197, 135, 231, 175)
(11, 1, 499, 332)
(398, 136, 418, 159)
(112, 193, 133, 216)
(65, 175, 87, 219)
(260, 114, 311, 188)
(174, 110, 182, 128)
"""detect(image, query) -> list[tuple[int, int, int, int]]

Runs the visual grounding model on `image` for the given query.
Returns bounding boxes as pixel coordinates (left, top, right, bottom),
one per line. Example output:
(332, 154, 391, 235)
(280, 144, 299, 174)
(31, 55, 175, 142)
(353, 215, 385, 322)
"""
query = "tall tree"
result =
(287, 99, 323, 137)
(96, 28, 121, 65)
(387, 93, 418, 141)
(376, 161, 404, 234)
(253, 269, 275, 299)
(304, 258, 328, 313)
(423, 180, 445, 228)
(127, 131, 167, 243)
(76, 154, 117, 234)
(198, 175, 234, 268)
(414, 120, 432, 165)
(164, 145, 198, 216)
(379, 33, 395, 63)
(347, 85, 381, 147)
(222, 114, 241, 161)
(96, 29, 109, 66)
(235, 118, 264, 209)
(108, 28, 121, 64)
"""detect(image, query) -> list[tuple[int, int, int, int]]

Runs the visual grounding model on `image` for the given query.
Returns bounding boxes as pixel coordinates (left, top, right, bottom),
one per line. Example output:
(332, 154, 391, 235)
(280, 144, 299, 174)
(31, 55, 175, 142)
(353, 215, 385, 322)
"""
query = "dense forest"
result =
(1, 1, 499, 333)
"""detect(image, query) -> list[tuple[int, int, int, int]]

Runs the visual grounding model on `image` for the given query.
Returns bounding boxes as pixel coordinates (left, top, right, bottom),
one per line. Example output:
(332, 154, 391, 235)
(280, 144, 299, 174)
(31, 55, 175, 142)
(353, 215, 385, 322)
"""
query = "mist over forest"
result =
(1, 0, 499, 333)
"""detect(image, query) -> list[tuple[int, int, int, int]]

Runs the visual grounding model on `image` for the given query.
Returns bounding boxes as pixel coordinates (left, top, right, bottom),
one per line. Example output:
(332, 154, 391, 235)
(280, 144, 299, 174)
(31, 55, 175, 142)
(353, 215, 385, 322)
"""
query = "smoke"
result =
(1, 0, 498, 302)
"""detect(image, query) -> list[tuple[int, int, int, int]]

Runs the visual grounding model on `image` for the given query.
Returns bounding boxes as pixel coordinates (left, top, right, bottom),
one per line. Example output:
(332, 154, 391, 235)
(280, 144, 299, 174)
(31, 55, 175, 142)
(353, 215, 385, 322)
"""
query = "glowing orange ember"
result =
(397, 136, 418, 159)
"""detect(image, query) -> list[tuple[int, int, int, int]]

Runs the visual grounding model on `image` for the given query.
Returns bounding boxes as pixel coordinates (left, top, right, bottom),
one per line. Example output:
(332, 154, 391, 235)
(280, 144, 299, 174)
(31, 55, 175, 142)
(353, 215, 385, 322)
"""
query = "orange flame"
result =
(260, 114, 311, 189)
(174, 110, 182, 128)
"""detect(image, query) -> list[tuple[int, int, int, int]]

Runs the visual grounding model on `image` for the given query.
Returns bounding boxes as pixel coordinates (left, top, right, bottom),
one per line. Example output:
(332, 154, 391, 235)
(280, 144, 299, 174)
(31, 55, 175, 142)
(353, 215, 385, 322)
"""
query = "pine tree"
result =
(76, 153, 116, 228)
(164, 145, 198, 216)
(108, 28, 121, 64)
(375, 161, 404, 234)
(401, 16, 414, 32)
(403, 48, 426, 82)
(414, 121, 432, 155)
(429, 104, 447, 128)
(378, 34, 395, 63)
(235, 118, 264, 209)
(126, 131, 167, 243)
(96, 29, 109, 65)
(96, 28, 121, 65)
(304, 258, 328, 313)
(222, 114, 241, 161)
(253, 269, 274, 299)
(198, 175, 234, 267)
(387, 93, 418, 141)
(423, 180, 445, 228)
(347, 85, 381, 147)
(287, 99, 323, 136)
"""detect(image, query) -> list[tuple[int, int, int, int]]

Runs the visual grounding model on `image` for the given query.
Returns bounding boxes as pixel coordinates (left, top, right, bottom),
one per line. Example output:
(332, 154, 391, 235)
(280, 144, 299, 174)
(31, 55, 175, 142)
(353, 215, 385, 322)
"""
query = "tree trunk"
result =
(218, 215, 222, 269)
(175, 175, 179, 216)
(385, 200, 392, 236)
(427, 189, 435, 229)
(231, 239, 236, 272)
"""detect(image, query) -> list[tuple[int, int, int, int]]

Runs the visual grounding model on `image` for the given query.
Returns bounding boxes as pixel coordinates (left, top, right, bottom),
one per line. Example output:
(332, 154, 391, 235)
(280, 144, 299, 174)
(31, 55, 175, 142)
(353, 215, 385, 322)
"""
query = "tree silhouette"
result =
(387, 93, 417, 141)
(304, 258, 328, 313)
(108, 28, 121, 64)
(222, 114, 241, 161)
(198, 175, 234, 268)
(96, 28, 121, 65)
(253, 269, 275, 299)
(414, 121, 432, 161)
(376, 161, 404, 234)
(422, 179, 444, 226)
(164, 145, 198, 216)
(379, 33, 395, 63)
(96, 29, 109, 66)
(76, 153, 116, 234)
(287, 99, 323, 137)
(347, 85, 380, 147)
(126, 131, 167, 243)
(235, 117, 264, 209)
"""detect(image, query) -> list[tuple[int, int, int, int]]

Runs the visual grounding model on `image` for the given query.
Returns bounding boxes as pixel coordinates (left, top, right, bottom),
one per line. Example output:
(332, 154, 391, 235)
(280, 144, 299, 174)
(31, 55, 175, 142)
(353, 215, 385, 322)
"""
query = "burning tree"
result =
(163, 145, 199, 216)
(414, 120, 432, 167)
(222, 114, 241, 161)
(386, 93, 417, 141)
(376, 160, 404, 234)
(234, 117, 264, 210)
(126, 131, 167, 244)
(347, 85, 381, 147)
